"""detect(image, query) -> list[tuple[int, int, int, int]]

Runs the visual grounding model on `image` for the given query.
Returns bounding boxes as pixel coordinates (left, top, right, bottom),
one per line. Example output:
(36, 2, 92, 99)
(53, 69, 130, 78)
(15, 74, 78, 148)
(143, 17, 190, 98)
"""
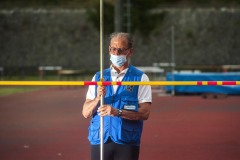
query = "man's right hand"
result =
(96, 86, 106, 100)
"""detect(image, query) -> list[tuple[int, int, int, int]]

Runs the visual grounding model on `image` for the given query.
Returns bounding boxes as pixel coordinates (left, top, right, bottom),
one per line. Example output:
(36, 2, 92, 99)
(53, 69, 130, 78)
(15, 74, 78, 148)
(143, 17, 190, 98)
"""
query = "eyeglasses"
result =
(109, 46, 130, 54)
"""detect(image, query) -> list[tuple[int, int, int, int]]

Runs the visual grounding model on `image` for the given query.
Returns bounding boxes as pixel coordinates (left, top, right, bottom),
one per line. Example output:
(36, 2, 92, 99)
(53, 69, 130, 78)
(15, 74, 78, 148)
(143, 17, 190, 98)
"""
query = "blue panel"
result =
(166, 72, 240, 94)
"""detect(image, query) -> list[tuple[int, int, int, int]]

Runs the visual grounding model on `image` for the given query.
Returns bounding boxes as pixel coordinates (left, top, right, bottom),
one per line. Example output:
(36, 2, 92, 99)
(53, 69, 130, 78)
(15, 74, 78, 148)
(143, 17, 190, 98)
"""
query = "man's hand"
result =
(96, 86, 106, 100)
(97, 105, 119, 117)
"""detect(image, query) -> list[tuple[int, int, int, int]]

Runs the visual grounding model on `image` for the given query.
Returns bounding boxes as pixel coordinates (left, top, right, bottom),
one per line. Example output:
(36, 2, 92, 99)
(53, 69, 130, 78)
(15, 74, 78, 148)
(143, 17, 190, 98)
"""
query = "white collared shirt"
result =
(86, 66, 152, 103)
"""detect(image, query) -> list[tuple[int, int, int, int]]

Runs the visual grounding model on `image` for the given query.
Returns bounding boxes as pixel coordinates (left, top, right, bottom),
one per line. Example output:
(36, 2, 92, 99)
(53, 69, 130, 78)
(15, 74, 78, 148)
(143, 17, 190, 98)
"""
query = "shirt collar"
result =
(110, 65, 129, 75)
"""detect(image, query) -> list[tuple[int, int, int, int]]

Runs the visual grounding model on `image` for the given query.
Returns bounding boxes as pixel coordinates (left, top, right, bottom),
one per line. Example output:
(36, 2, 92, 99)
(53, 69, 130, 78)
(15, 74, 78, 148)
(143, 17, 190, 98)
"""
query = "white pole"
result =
(100, 0, 104, 160)
(171, 25, 175, 96)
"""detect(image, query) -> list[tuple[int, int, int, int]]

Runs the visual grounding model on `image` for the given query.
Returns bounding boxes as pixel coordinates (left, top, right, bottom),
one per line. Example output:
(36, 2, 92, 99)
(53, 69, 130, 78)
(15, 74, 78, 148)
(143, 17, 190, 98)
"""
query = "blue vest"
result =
(88, 65, 144, 146)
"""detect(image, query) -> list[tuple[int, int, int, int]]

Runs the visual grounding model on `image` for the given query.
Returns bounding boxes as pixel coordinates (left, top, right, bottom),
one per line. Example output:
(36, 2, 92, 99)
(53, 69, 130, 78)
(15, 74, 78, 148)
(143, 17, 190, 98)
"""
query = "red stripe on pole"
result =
(84, 81, 97, 86)
(102, 82, 112, 86)
(222, 81, 236, 85)
(197, 81, 202, 85)
(84, 81, 122, 86)
(116, 82, 122, 86)
(208, 81, 217, 85)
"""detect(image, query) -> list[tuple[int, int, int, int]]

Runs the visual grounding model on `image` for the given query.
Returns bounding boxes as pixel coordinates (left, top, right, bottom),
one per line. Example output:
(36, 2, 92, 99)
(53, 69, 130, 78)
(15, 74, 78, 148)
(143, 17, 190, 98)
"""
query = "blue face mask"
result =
(110, 54, 127, 67)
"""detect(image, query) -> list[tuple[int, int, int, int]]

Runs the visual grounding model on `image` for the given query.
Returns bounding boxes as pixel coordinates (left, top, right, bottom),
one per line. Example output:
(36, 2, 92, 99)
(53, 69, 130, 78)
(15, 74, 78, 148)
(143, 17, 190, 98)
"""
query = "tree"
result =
(86, 0, 167, 36)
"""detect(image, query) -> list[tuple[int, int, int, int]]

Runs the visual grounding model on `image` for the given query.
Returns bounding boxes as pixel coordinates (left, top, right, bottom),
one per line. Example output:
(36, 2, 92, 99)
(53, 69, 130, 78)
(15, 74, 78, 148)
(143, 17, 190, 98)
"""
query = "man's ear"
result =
(128, 48, 133, 57)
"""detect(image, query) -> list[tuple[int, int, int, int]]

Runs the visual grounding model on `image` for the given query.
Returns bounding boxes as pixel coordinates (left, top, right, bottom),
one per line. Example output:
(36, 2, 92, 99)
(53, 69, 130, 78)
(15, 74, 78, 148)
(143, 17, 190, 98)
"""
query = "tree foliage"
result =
(85, 0, 240, 36)
(86, 1, 114, 34)
(86, 0, 169, 36)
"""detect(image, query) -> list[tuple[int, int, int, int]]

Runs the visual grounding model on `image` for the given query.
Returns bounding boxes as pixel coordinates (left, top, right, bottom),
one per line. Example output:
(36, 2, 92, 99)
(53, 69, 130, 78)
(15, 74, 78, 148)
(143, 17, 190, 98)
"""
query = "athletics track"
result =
(0, 87, 240, 160)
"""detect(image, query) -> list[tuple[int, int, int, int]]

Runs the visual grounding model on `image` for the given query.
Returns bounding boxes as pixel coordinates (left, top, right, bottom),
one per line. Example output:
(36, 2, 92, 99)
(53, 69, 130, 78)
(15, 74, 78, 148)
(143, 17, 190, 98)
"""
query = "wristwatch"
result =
(118, 109, 123, 116)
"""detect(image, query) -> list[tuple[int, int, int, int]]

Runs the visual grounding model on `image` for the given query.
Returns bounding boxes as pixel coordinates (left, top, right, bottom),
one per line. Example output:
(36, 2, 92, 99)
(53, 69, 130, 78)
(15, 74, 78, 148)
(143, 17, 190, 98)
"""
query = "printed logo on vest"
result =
(126, 85, 133, 92)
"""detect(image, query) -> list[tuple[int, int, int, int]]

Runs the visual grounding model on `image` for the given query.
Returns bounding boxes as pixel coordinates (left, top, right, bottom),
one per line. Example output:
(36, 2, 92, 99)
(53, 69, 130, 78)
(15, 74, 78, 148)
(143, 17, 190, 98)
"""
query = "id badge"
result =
(124, 105, 137, 111)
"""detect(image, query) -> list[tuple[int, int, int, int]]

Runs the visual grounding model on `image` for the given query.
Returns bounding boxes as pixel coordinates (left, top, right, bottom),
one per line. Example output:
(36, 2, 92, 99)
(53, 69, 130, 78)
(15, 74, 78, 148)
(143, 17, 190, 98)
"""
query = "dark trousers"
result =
(91, 138, 140, 160)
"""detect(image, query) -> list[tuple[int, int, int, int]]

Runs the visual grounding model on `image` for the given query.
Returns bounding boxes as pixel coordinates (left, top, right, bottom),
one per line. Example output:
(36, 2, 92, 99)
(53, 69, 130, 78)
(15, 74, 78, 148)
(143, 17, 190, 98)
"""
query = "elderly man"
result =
(82, 32, 152, 160)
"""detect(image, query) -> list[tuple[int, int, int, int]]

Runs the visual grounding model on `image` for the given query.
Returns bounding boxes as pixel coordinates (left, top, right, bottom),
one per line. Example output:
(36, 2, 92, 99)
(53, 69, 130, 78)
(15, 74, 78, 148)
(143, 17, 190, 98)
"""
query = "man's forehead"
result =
(111, 37, 128, 46)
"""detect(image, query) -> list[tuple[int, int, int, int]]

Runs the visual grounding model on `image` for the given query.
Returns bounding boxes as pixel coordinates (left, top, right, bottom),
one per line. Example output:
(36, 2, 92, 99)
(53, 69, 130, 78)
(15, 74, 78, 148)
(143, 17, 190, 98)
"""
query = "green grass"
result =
(0, 74, 95, 96)
(0, 87, 45, 96)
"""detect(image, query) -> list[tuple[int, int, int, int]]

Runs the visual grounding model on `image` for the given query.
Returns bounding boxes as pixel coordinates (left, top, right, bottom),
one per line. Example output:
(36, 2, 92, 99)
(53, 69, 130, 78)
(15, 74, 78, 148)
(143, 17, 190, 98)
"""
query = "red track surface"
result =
(0, 87, 240, 160)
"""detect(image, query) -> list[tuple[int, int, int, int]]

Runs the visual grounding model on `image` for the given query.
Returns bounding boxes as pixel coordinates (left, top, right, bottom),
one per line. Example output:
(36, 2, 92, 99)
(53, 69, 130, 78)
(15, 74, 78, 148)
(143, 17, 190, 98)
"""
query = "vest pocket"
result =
(88, 122, 100, 142)
(119, 125, 141, 143)
(121, 96, 139, 111)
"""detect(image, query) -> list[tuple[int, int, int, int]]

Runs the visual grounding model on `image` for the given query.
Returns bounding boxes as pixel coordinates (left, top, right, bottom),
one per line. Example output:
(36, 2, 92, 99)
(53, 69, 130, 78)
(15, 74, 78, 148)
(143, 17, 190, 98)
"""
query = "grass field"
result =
(0, 87, 46, 96)
(0, 73, 94, 96)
